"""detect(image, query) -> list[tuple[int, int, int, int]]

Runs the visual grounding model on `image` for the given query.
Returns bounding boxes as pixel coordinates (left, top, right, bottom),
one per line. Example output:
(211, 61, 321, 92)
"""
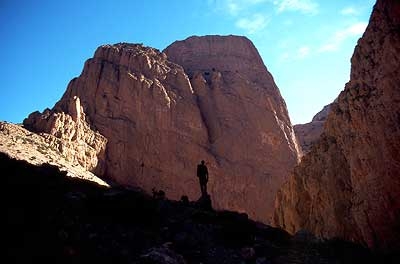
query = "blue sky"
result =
(0, 0, 375, 125)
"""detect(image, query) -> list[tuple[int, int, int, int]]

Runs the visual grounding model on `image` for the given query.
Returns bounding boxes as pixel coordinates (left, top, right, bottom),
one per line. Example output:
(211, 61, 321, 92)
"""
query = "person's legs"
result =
(200, 180, 207, 196)
(199, 180, 204, 196)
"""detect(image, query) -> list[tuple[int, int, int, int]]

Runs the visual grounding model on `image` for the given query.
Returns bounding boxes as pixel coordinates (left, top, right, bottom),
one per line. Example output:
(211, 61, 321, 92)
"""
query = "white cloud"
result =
(273, 0, 319, 15)
(297, 46, 310, 58)
(340, 7, 359, 16)
(210, 0, 269, 16)
(246, 0, 269, 3)
(319, 22, 368, 52)
(236, 14, 270, 33)
(346, 22, 368, 34)
(277, 46, 310, 63)
(227, 1, 240, 15)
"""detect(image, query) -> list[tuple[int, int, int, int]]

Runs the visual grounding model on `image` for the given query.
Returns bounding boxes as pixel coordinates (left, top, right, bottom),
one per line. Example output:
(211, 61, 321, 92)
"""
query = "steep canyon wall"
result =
(274, 0, 400, 250)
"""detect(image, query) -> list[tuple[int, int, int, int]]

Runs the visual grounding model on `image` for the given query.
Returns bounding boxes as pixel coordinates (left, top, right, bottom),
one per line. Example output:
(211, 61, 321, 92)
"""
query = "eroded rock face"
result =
(38, 43, 210, 201)
(274, 0, 400, 251)
(23, 96, 107, 175)
(25, 37, 300, 223)
(294, 104, 331, 153)
(0, 121, 109, 186)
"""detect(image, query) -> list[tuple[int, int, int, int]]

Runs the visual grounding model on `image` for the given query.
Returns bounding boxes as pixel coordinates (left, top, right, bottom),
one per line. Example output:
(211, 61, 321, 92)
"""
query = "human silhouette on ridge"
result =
(197, 160, 209, 197)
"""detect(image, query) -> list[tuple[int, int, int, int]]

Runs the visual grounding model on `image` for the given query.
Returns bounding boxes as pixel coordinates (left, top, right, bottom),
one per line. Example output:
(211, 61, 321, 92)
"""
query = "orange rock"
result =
(294, 104, 331, 154)
(25, 37, 300, 223)
(24, 96, 107, 175)
(165, 35, 301, 222)
(274, 0, 400, 250)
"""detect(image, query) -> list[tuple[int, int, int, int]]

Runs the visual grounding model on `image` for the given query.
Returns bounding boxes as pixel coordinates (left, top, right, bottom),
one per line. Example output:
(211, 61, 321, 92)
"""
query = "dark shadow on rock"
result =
(3, 151, 398, 264)
(152, 188, 166, 200)
(195, 194, 213, 211)
(180, 195, 189, 205)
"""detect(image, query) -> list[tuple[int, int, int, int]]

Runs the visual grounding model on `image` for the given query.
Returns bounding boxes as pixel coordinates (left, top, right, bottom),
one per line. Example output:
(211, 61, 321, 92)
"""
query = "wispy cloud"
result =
(225, 0, 241, 15)
(340, 7, 359, 16)
(209, 0, 269, 16)
(207, 0, 272, 34)
(319, 22, 368, 52)
(297, 46, 310, 58)
(272, 0, 319, 15)
(278, 45, 310, 63)
(236, 14, 270, 34)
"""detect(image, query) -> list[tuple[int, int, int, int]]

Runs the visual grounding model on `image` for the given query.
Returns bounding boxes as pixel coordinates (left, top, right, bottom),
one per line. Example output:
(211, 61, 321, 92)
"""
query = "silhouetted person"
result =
(197, 160, 209, 197)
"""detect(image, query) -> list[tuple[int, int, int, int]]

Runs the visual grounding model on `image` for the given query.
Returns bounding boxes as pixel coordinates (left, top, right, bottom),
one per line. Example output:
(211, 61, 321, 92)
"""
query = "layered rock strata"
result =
(274, 0, 400, 251)
(24, 36, 300, 222)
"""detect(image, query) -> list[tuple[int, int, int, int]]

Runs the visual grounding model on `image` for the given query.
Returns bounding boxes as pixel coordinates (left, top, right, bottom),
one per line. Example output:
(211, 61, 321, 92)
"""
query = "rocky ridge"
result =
(0, 121, 108, 186)
(274, 0, 400, 251)
(294, 104, 332, 153)
(23, 95, 107, 175)
(24, 36, 301, 223)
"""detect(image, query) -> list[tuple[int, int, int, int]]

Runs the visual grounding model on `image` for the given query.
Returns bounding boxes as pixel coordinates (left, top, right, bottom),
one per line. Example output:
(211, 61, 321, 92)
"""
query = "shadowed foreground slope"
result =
(4, 152, 397, 264)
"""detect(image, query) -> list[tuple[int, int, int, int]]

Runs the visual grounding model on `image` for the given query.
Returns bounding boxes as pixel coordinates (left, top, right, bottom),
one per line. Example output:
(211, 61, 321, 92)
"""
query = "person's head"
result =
(201, 160, 205, 165)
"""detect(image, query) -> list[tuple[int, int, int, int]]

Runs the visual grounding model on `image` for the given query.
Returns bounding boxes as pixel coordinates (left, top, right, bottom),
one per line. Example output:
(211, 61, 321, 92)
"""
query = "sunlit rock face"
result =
(274, 0, 400, 251)
(294, 104, 331, 154)
(25, 36, 300, 223)
(44, 43, 210, 201)
(165, 35, 301, 222)
(23, 96, 107, 175)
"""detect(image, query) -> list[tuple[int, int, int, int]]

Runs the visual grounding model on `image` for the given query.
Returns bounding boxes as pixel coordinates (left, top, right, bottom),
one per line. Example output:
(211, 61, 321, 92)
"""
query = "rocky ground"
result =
(4, 151, 397, 264)
(0, 121, 108, 186)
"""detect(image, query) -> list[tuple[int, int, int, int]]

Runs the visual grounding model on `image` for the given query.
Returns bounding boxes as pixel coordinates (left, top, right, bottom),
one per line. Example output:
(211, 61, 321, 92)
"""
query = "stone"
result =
(196, 194, 213, 211)
(165, 35, 301, 222)
(274, 0, 400, 251)
(140, 245, 186, 264)
(4, 151, 383, 263)
(294, 103, 332, 153)
(24, 36, 301, 223)
(0, 121, 108, 186)
(240, 246, 256, 260)
(23, 96, 107, 175)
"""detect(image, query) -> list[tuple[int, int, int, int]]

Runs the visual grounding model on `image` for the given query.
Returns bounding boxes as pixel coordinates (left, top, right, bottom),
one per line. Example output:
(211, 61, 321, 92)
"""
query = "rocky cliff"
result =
(24, 36, 300, 223)
(274, 0, 400, 251)
(164, 35, 301, 221)
(294, 103, 331, 153)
